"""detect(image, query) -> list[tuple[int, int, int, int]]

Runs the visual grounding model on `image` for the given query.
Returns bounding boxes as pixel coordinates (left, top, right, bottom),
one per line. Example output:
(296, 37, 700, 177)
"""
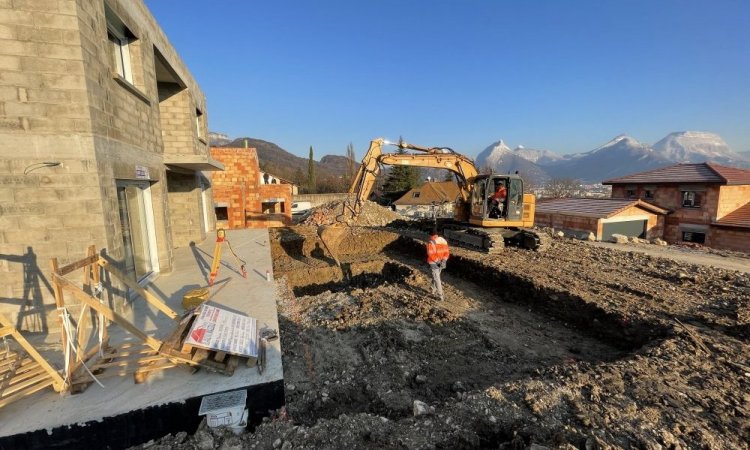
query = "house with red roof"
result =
(603, 163, 750, 252)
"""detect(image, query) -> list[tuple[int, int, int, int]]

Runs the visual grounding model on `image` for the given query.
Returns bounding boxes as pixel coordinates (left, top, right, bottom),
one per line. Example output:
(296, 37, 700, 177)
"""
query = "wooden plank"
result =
(58, 254, 100, 276)
(213, 351, 227, 363)
(0, 313, 64, 391)
(53, 274, 163, 352)
(0, 326, 13, 338)
(2, 372, 53, 397)
(98, 259, 178, 320)
(0, 379, 54, 409)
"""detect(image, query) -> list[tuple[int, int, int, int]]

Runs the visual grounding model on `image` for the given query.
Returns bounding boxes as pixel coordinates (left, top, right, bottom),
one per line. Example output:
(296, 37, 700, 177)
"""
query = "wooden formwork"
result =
(0, 313, 66, 409)
(50, 248, 245, 394)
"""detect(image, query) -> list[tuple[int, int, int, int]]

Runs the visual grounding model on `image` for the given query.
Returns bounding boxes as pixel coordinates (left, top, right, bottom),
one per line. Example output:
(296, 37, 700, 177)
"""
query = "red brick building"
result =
(603, 163, 750, 252)
(209, 147, 295, 228)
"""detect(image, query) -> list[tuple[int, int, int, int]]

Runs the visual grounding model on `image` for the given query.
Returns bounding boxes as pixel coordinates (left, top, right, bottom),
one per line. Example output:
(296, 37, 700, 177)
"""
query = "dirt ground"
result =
(137, 226, 750, 450)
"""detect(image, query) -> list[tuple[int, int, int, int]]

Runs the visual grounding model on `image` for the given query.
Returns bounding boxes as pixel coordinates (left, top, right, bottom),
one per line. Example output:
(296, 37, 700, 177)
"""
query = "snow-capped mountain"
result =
(652, 131, 748, 165)
(512, 145, 564, 166)
(545, 135, 669, 182)
(475, 140, 551, 184)
(476, 131, 750, 184)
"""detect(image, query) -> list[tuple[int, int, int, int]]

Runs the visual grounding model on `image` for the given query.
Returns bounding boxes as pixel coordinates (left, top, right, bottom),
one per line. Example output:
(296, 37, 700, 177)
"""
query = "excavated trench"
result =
(271, 227, 669, 426)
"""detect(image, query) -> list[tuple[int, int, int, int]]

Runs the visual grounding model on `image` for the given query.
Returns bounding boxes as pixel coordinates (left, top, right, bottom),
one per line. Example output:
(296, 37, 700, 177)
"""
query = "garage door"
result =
(602, 220, 646, 241)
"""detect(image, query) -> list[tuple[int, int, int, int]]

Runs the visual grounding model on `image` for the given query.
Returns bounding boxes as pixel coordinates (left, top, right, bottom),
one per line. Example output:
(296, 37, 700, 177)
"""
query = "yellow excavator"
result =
(318, 138, 549, 263)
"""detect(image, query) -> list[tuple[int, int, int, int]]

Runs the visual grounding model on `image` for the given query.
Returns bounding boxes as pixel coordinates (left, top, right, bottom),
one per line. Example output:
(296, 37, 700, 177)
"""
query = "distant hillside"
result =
(218, 137, 355, 192)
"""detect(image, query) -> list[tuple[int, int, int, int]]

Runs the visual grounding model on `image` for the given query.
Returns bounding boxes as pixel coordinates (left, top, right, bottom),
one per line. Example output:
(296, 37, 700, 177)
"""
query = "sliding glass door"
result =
(116, 181, 157, 281)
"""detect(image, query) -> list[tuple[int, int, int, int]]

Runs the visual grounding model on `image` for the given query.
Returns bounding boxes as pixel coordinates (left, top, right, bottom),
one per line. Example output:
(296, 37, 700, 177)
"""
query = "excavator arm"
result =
(347, 138, 478, 216)
(318, 138, 479, 266)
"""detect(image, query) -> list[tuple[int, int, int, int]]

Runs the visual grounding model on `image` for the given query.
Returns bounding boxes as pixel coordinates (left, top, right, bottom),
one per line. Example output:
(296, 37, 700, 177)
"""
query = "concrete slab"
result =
(0, 229, 284, 449)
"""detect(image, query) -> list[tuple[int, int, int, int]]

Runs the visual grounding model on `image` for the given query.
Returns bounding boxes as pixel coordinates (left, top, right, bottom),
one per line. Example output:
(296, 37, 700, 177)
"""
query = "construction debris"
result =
(302, 200, 401, 227)
(137, 227, 750, 449)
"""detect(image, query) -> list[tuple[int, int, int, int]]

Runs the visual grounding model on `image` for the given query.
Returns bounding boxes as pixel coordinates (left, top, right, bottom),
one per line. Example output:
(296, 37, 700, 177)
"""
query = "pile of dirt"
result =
(134, 230, 750, 450)
(301, 200, 402, 227)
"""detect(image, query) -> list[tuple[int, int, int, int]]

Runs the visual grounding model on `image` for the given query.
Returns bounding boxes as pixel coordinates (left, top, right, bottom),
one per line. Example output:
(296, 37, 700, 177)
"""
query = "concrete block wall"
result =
(0, 0, 105, 332)
(166, 171, 207, 248)
(0, 0, 212, 330)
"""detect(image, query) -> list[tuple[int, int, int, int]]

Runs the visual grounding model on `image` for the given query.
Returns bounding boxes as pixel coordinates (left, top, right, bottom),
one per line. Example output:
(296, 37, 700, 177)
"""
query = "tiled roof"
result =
(536, 198, 668, 219)
(706, 163, 750, 185)
(602, 163, 726, 184)
(713, 202, 750, 229)
(393, 181, 461, 206)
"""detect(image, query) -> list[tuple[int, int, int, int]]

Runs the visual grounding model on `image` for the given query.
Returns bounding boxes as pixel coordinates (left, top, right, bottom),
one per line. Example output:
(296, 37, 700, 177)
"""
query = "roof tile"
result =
(602, 163, 727, 184)
(714, 202, 750, 228)
(536, 197, 668, 218)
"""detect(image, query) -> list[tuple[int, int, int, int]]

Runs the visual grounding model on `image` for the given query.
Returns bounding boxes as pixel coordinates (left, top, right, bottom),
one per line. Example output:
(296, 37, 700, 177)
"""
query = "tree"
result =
(293, 167, 305, 186)
(544, 177, 582, 198)
(442, 171, 454, 182)
(382, 147, 421, 195)
(346, 142, 357, 181)
(307, 145, 316, 194)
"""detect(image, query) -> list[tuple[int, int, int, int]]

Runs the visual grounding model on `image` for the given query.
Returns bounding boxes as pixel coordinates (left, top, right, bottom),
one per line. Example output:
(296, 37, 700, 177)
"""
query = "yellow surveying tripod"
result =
(208, 229, 247, 286)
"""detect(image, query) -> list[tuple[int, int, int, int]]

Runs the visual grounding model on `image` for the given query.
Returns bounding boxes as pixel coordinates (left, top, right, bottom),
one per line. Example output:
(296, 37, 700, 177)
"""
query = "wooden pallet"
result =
(0, 314, 65, 409)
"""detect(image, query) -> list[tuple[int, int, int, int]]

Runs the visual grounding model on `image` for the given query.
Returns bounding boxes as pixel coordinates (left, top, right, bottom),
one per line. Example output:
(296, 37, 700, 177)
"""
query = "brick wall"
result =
(210, 147, 292, 229)
(613, 183, 725, 245)
(709, 227, 750, 253)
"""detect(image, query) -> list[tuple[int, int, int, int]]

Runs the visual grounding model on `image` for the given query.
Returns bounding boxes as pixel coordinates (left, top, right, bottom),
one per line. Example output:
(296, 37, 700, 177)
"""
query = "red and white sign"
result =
(184, 304, 258, 357)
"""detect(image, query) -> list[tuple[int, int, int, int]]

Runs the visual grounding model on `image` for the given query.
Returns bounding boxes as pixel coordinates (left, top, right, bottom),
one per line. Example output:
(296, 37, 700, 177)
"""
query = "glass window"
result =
(682, 191, 701, 208)
(626, 189, 636, 199)
(471, 180, 486, 217)
(644, 190, 654, 199)
(682, 231, 705, 243)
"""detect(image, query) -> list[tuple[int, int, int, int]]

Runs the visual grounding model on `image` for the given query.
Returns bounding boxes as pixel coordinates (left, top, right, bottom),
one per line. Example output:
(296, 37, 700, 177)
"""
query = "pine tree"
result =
(307, 146, 316, 194)
(293, 167, 304, 186)
(382, 147, 421, 194)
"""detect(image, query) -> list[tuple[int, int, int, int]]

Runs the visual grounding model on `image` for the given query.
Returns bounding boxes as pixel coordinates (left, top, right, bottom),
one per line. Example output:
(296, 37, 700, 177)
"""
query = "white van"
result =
(291, 201, 312, 216)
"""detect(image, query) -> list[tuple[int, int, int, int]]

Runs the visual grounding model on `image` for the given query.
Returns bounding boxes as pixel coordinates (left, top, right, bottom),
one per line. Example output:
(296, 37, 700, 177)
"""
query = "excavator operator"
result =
(489, 181, 507, 218)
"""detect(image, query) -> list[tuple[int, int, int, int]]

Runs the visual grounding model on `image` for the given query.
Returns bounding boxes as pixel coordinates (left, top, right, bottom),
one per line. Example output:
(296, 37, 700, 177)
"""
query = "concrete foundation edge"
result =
(0, 379, 284, 450)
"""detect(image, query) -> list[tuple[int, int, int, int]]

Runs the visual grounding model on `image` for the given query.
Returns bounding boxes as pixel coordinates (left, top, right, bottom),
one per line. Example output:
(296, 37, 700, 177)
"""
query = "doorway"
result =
(116, 181, 159, 282)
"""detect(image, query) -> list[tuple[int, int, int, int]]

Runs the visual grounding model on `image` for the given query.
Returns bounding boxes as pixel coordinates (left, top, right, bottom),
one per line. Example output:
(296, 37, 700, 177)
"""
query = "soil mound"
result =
(301, 200, 401, 227)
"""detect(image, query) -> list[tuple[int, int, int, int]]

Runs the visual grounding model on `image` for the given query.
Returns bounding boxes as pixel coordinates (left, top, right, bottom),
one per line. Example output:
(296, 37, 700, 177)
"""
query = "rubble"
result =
(301, 200, 402, 227)
(134, 227, 750, 449)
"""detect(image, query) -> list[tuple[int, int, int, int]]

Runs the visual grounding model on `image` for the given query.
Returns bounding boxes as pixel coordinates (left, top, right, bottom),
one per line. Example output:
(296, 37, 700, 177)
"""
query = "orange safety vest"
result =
(427, 235, 450, 264)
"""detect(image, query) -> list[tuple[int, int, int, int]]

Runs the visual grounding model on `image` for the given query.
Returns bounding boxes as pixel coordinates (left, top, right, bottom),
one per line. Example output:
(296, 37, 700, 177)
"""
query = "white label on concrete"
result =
(198, 389, 247, 416)
(135, 165, 150, 179)
(185, 304, 258, 357)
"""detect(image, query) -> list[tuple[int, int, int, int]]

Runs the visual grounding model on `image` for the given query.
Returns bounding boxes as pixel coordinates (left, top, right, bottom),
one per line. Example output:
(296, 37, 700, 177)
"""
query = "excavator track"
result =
(442, 224, 548, 253)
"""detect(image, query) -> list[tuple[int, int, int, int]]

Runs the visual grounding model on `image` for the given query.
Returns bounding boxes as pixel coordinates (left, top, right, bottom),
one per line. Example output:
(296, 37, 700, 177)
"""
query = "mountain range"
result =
(210, 131, 750, 188)
(476, 131, 750, 184)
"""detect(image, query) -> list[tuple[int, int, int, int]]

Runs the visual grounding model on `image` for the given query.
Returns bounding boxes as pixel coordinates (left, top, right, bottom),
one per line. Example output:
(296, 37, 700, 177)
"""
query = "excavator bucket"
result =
(317, 225, 347, 267)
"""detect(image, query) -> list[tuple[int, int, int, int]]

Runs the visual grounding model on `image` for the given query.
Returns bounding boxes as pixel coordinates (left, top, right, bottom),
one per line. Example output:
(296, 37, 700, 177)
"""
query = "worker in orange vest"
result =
(426, 227, 450, 301)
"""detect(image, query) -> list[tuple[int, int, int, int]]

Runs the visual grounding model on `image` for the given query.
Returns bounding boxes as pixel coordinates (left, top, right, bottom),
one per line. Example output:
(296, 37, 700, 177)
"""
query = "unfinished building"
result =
(0, 0, 223, 332)
(210, 147, 294, 228)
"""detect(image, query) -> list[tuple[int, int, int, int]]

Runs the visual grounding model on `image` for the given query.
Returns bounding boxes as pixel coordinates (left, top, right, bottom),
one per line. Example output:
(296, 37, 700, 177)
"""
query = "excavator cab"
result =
(470, 174, 524, 223)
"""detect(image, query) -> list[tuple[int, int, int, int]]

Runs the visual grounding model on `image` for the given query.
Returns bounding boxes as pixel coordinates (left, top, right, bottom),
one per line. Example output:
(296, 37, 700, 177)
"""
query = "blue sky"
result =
(146, 1, 750, 159)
